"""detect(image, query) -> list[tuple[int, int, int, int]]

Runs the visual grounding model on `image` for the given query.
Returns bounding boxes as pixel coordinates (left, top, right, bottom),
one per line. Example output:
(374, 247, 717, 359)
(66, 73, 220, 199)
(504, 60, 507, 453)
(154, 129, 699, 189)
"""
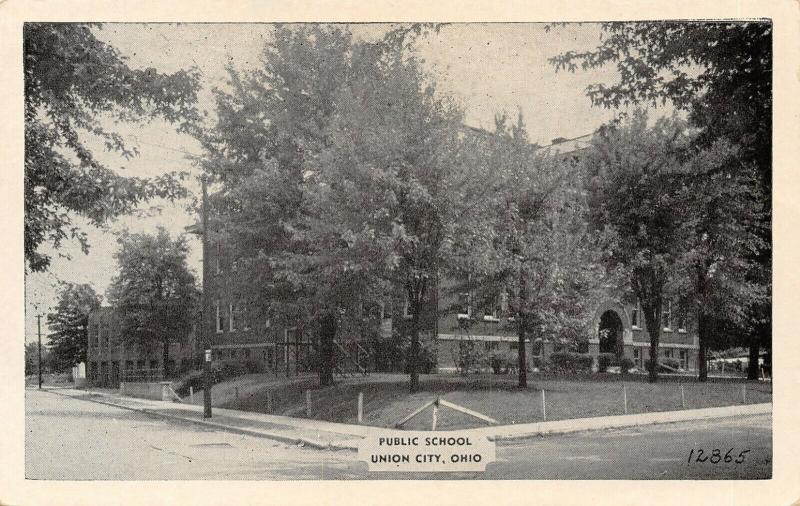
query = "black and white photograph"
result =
(9, 3, 796, 500)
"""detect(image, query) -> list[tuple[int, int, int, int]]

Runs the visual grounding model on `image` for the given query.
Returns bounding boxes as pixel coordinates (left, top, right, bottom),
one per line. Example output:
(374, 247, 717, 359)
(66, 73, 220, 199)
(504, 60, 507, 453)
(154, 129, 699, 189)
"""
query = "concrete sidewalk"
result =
(46, 387, 771, 451)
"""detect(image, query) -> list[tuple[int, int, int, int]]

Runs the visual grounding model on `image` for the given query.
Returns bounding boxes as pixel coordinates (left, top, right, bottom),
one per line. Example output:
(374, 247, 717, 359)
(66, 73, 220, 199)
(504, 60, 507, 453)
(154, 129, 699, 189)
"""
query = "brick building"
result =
(86, 307, 199, 387)
(193, 131, 698, 376)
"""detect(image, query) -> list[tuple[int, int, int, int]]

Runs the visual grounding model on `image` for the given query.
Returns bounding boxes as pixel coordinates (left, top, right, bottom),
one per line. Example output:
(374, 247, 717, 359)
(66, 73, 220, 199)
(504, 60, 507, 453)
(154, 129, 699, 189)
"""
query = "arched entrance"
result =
(598, 310, 624, 356)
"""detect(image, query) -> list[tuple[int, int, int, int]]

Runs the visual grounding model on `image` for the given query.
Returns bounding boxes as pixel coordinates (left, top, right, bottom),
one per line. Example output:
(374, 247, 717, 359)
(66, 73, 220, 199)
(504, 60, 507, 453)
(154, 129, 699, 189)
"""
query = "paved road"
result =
(26, 389, 770, 480)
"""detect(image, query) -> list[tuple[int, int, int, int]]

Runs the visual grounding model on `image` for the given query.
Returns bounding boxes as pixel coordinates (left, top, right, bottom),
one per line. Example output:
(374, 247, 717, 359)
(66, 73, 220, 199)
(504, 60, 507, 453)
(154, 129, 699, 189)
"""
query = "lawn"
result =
(221, 372, 772, 430)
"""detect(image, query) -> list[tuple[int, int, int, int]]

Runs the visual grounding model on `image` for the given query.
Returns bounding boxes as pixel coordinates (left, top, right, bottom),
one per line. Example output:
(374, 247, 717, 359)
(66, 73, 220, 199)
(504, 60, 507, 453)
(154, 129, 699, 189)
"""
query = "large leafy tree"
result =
(309, 42, 464, 393)
(194, 26, 364, 386)
(671, 146, 767, 381)
(24, 23, 199, 272)
(550, 21, 772, 378)
(583, 111, 690, 382)
(107, 228, 198, 378)
(46, 282, 101, 371)
(447, 113, 607, 387)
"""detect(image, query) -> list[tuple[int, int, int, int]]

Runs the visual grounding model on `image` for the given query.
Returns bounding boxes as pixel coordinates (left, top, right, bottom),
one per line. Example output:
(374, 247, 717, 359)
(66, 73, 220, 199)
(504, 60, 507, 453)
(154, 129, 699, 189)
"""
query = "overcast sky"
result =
(25, 23, 658, 343)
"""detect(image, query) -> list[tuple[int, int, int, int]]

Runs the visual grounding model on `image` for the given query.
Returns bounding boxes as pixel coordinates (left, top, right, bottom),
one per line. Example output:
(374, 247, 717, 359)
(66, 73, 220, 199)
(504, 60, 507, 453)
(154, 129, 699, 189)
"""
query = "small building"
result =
(86, 307, 199, 388)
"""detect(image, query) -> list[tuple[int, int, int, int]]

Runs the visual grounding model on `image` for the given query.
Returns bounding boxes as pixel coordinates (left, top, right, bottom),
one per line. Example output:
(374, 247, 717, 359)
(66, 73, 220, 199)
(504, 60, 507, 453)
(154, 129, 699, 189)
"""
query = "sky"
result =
(24, 23, 648, 343)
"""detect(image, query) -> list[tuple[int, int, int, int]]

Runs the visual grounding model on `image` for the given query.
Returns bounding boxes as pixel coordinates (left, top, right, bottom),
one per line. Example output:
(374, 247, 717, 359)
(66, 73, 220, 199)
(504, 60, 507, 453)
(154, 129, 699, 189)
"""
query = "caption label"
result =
(358, 432, 496, 472)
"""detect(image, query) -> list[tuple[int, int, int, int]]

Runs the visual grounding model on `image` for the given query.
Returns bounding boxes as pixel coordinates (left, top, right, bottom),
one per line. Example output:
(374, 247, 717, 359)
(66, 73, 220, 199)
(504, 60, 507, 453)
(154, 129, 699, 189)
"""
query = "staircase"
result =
(333, 340, 371, 378)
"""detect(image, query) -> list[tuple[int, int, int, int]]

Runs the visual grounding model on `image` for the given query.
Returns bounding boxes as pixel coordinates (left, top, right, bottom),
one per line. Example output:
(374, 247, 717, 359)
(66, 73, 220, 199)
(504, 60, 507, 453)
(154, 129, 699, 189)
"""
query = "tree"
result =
(309, 43, 464, 393)
(550, 21, 772, 379)
(671, 145, 767, 381)
(24, 23, 199, 272)
(447, 112, 607, 387)
(583, 110, 691, 382)
(107, 228, 198, 378)
(46, 282, 101, 371)
(194, 26, 374, 387)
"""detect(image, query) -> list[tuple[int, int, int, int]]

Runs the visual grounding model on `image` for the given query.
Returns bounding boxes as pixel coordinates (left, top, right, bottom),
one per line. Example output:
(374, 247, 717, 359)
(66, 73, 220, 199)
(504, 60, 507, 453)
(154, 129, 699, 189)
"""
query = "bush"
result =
(548, 352, 594, 373)
(243, 359, 265, 374)
(489, 350, 516, 374)
(597, 353, 616, 372)
(450, 340, 484, 376)
(619, 357, 635, 371)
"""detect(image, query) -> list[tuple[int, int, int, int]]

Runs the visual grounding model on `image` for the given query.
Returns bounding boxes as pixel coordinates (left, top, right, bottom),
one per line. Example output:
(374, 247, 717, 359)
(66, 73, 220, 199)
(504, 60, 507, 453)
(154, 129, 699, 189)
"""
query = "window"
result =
(215, 241, 222, 274)
(229, 303, 236, 331)
(677, 312, 687, 333)
(633, 349, 642, 368)
(483, 296, 500, 322)
(510, 341, 519, 351)
(679, 350, 688, 369)
(457, 293, 470, 320)
(662, 301, 672, 331)
(664, 349, 673, 359)
(216, 301, 224, 333)
(403, 297, 413, 319)
(243, 348, 251, 359)
(484, 342, 498, 352)
(381, 300, 393, 320)
(631, 301, 641, 329)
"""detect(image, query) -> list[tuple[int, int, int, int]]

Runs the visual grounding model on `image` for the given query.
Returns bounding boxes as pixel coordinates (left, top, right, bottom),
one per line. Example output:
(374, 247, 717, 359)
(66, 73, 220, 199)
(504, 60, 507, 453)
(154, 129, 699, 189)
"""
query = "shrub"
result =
(619, 357, 635, 371)
(597, 353, 616, 372)
(531, 356, 545, 371)
(450, 340, 484, 376)
(489, 349, 516, 374)
(548, 352, 594, 373)
(243, 359, 265, 374)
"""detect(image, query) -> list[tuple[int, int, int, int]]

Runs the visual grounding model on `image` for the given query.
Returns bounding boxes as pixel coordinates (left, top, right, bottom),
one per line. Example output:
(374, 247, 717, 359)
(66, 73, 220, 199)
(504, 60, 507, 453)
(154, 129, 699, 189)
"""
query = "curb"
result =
(487, 403, 772, 443)
(45, 389, 346, 451)
(44, 389, 770, 452)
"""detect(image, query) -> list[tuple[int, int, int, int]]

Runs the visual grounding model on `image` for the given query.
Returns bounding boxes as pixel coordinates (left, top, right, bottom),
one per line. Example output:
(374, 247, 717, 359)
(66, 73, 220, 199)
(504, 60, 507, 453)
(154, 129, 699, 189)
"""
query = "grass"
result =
(221, 372, 772, 430)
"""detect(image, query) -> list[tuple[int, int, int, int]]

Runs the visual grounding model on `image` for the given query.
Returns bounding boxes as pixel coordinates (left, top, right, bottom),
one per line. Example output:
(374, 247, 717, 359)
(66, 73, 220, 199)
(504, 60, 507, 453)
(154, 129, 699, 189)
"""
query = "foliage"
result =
(550, 21, 772, 379)
(445, 112, 609, 387)
(450, 340, 486, 377)
(24, 23, 199, 272)
(489, 349, 517, 375)
(106, 227, 198, 377)
(583, 110, 695, 381)
(597, 352, 616, 373)
(25, 341, 54, 376)
(548, 352, 594, 373)
(46, 282, 101, 371)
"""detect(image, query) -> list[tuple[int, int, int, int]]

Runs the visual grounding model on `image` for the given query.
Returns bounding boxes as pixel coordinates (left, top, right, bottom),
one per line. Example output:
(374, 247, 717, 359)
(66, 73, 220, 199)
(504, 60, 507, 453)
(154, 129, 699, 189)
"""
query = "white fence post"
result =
(541, 389, 547, 422)
(431, 400, 438, 431)
(189, 386, 194, 403)
(357, 392, 364, 424)
(623, 384, 628, 415)
(306, 390, 312, 417)
(680, 384, 685, 409)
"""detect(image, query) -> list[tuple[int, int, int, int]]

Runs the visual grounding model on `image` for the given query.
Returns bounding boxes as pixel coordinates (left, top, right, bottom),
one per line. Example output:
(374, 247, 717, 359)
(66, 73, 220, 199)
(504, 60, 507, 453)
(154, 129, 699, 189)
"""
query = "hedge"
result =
(548, 352, 594, 373)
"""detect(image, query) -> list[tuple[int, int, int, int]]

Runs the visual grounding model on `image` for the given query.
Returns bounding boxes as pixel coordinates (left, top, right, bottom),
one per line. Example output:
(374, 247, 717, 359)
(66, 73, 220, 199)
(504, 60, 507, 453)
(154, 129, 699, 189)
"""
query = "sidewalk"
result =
(47, 388, 771, 451)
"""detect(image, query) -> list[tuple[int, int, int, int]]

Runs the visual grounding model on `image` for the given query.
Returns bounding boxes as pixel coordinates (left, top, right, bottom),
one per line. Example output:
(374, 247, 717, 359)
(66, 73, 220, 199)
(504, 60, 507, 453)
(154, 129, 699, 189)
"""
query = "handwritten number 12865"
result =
(687, 448, 750, 464)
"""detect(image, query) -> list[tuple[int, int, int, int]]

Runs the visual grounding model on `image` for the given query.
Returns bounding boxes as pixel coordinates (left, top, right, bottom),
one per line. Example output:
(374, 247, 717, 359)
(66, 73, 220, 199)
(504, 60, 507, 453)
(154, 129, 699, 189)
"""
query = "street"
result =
(26, 389, 771, 480)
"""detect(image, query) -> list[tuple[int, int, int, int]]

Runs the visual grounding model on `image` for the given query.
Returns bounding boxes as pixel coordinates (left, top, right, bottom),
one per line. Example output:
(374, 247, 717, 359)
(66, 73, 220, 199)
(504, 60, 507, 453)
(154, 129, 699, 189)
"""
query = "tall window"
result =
(631, 301, 640, 328)
(677, 312, 687, 333)
(483, 296, 500, 322)
(229, 303, 237, 332)
(215, 301, 223, 333)
(215, 241, 222, 274)
(662, 301, 672, 331)
(457, 293, 470, 320)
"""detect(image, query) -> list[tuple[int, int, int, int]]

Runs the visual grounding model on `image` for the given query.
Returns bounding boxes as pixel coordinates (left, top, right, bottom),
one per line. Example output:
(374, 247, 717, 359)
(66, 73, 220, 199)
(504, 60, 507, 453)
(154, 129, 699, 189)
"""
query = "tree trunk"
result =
(747, 336, 760, 380)
(517, 264, 528, 388)
(319, 312, 336, 387)
(697, 313, 708, 382)
(409, 306, 421, 393)
(162, 338, 170, 380)
(642, 302, 661, 383)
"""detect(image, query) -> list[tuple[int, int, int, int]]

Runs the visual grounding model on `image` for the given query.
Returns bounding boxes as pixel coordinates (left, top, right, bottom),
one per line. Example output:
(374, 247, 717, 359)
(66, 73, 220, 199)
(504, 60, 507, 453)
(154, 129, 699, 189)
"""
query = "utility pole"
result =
(37, 314, 42, 389)
(201, 177, 212, 418)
